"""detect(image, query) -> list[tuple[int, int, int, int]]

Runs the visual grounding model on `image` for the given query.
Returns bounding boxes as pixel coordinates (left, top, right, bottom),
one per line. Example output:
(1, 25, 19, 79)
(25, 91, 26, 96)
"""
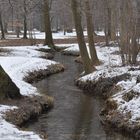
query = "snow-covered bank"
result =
(0, 57, 62, 96)
(75, 43, 140, 138)
(0, 105, 42, 140)
(0, 45, 64, 139)
(62, 44, 80, 56)
(55, 44, 75, 51)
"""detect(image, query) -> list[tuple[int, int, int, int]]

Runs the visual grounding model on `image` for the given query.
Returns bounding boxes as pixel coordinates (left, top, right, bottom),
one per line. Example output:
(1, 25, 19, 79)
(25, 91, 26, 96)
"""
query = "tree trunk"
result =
(110, 8, 116, 40)
(23, 0, 28, 39)
(16, 26, 20, 38)
(104, 25, 109, 46)
(23, 14, 28, 39)
(0, 12, 5, 39)
(131, 35, 138, 64)
(44, 0, 54, 48)
(4, 22, 8, 33)
(71, 0, 94, 74)
(85, 0, 99, 65)
(107, 7, 111, 39)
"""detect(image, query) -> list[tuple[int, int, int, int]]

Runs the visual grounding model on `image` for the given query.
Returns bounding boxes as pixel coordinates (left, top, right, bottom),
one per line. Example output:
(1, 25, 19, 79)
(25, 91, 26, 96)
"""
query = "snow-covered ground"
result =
(6, 31, 105, 40)
(112, 70, 140, 122)
(56, 43, 76, 48)
(0, 45, 60, 140)
(0, 45, 51, 58)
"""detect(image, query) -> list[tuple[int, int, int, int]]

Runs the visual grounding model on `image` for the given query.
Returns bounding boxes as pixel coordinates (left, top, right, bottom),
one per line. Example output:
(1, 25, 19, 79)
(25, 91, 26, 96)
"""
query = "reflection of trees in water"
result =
(76, 62, 83, 77)
(72, 95, 94, 140)
(71, 94, 133, 140)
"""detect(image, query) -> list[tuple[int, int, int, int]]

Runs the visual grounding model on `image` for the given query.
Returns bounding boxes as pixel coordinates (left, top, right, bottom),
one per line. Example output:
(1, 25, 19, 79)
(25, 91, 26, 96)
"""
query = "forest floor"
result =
(0, 36, 105, 46)
(0, 31, 105, 46)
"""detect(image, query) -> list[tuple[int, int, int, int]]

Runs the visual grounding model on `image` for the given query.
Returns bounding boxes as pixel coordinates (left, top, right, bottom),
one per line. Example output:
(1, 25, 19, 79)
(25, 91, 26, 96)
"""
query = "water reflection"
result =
(72, 96, 94, 140)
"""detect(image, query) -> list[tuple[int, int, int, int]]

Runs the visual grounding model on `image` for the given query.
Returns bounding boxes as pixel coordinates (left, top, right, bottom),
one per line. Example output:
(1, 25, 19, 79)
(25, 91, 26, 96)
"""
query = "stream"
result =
(26, 53, 134, 140)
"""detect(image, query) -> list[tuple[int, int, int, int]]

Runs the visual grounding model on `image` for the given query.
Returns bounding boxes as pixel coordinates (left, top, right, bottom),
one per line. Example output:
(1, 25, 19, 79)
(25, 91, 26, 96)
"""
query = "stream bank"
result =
(3, 61, 64, 129)
(25, 53, 134, 140)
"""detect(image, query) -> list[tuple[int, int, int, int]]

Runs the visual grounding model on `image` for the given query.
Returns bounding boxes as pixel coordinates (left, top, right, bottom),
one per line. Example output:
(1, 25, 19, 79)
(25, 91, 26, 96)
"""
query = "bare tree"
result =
(84, 0, 99, 65)
(0, 11, 5, 39)
(44, 0, 54, 48)
(71, 0, 94, 74)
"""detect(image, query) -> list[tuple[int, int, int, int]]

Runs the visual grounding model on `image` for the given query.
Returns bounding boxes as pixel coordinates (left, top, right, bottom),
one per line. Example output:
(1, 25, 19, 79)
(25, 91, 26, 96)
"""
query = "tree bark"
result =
(71, 0, 94, 74)
(85, 0, 99, 65)
(120, 2, 127, 65)
(44, 0, 54, 48)
(23, 14, 28, 39)
(0, 12, 5, 39)
(107, 7, 111, 39)
(23, 0, 28, 39)
(110, 8, 116, 40)
(4, 22, 8, 33)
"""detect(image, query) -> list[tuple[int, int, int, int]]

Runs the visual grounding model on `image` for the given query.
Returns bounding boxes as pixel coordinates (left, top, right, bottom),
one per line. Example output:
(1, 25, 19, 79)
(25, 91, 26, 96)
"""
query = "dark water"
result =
(26, 53, 134, 140)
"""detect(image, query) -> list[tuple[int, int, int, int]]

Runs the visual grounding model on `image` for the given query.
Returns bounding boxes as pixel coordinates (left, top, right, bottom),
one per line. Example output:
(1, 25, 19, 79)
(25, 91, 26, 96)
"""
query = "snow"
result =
(63, 44, 79, 53)
(35, 31, 105, 39)
(112, 79, 140, 122)
(0, 45, 60, 139)
(109, 68, 140, 122)
(79, 67, 129, 82)
(0, 45, 50, 58)
(56, 43, 76, 48)
(95, 31, 105, 36)
(6, 31, 78, 39)
(0, 45, 58, 96)
(113, 88, 140, 122)
(0, 105, 42, 140)
(6, 30, 105, 40)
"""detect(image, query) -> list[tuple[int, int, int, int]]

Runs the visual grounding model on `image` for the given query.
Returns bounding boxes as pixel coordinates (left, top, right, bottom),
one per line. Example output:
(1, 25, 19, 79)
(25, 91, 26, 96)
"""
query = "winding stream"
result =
(26, 53, 134, 140)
